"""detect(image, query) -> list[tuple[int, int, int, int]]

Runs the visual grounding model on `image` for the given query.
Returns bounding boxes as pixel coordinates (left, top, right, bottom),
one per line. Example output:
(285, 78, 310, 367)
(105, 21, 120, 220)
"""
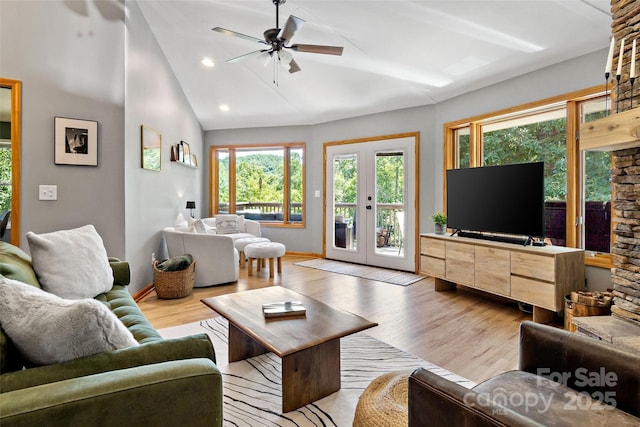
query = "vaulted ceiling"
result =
(137, 0, 611, 130)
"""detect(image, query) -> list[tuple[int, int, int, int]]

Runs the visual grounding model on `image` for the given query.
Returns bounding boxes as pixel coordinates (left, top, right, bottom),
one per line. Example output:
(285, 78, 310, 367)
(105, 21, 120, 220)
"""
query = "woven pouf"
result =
(234, 237, 270, 268)
(244, 242, 286, 278)
(353, 370, 410, 427)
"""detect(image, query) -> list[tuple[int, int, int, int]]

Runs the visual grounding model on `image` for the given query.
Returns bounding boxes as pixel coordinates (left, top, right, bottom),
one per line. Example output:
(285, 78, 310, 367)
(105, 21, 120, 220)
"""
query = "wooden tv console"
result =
(419, 233, 585, 323)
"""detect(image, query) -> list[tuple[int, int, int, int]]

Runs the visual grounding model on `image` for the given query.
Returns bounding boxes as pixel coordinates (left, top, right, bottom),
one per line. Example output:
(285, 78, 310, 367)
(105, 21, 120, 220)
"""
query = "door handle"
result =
(366, 205, 372, 210)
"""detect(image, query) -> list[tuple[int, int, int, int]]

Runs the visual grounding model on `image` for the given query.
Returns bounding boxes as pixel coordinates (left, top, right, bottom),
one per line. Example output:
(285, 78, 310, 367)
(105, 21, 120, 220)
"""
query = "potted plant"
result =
(431, 212, 447, 234)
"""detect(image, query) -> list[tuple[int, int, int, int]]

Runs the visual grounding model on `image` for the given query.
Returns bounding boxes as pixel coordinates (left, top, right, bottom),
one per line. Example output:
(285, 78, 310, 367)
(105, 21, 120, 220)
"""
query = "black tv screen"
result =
(446, 162, 545, 238)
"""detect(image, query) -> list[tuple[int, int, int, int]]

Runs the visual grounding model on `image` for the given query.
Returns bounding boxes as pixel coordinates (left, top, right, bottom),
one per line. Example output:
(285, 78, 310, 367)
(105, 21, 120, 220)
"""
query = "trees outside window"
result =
(0, 142, 10, 213)
(211, 144, 305, 225)
(444, 86, 610, 267)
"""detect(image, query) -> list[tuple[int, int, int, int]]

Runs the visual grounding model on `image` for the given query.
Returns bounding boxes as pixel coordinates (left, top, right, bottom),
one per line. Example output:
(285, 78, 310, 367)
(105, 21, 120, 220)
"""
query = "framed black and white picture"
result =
(54, 117, 98, 166)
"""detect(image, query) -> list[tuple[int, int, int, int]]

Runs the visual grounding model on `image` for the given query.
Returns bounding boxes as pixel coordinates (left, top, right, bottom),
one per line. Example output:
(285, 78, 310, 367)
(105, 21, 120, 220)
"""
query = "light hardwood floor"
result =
(137, 255, 532, 384)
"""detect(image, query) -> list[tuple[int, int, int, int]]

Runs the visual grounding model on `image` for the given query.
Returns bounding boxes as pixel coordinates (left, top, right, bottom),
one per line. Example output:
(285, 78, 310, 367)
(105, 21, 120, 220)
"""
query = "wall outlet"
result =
(39, 185, 57, 201)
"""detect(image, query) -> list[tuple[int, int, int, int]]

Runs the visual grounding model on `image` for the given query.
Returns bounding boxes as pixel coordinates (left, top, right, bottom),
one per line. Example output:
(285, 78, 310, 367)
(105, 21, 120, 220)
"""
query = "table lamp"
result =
(186, 201, 196, 218)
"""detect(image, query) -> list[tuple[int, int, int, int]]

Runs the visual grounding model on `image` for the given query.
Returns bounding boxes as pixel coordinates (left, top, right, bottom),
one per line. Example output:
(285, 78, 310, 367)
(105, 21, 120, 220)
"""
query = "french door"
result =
(325, 135, 417, 272)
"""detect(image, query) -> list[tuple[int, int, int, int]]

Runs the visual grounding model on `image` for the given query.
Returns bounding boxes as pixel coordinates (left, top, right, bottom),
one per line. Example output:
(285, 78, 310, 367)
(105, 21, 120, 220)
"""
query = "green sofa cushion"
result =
(0, 242, 40, 288)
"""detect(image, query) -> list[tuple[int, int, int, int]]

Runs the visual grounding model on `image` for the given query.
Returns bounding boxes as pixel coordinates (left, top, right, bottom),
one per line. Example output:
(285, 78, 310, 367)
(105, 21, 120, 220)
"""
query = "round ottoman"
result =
(353, 370, 410, 427)
(234, 237, 270, 268)
(244, 242, 286, 278)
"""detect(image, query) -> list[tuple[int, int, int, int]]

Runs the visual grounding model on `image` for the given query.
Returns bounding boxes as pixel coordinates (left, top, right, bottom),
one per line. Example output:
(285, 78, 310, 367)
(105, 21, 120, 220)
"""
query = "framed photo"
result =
(189, 153, 198, 167)
(181, 140, 191, 165)
(141, 125, 162, 171)
(54, 117, 98, 166)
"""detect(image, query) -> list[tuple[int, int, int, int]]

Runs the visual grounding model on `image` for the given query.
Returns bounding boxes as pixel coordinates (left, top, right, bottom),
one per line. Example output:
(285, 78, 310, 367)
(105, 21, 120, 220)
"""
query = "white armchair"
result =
(163, 228, 239, 287)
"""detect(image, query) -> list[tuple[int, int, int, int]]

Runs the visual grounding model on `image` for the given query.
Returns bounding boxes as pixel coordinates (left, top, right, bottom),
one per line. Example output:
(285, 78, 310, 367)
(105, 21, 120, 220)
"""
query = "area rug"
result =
(294, 258, 425, 286)
(159, 317, 475, 426)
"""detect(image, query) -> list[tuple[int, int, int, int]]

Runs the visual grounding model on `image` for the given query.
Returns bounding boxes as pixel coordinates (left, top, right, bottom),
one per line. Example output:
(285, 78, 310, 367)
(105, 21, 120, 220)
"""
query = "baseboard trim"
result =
(133, 282, 155, 302)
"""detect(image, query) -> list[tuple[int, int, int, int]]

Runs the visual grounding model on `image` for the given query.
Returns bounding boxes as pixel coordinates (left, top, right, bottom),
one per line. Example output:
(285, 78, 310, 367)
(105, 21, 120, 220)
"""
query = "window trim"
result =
(443, 84, 611, 269)
(209, 142, 306, 228)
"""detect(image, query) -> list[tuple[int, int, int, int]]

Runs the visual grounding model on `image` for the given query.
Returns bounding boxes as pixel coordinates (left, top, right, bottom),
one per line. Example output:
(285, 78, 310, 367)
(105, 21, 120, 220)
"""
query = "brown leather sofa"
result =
(409, 321, 640, 426)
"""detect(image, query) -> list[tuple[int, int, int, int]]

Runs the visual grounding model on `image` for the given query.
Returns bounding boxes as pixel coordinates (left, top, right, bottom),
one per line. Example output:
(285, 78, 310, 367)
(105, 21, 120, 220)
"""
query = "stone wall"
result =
(610, 0, 640, 324)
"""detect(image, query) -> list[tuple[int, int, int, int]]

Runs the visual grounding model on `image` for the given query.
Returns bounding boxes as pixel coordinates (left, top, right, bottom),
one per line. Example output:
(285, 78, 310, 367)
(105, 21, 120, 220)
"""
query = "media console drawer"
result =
(420, 236, 445, 258)
(511, 276, 555, 310)
(419, 233, 585, 318)
(511, 252, 555, 283)
(420, 255, 445, 278)
(446, 241, 474, 285)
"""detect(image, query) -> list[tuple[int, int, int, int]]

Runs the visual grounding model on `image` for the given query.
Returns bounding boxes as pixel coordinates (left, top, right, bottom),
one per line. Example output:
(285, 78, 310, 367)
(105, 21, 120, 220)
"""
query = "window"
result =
(444, 85, 610, 267)
(210, 143, 305, 226)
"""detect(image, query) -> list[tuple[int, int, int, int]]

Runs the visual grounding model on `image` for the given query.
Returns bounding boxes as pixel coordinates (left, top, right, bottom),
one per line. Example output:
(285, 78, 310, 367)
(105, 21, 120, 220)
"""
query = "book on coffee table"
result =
(262, 301, 306, 318)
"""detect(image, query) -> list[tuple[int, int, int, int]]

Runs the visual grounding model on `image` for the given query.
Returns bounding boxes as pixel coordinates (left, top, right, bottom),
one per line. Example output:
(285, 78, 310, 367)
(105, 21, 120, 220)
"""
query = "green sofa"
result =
(0, 241, 223, 426)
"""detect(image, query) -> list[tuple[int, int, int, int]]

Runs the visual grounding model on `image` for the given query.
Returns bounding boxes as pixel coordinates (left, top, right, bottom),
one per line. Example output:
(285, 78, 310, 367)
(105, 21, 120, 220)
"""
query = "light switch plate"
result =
(39, 185, 57, 201)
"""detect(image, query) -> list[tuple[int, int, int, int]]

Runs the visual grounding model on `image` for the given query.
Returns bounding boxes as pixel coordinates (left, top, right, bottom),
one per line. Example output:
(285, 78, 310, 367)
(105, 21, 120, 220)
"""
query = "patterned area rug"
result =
(159, 317, 475, 426)
(294, 258, 425, 286)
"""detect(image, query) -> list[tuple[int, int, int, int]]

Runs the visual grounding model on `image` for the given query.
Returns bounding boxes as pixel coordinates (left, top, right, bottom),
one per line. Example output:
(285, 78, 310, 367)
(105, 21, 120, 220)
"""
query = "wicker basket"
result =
(153, 260, 195, 299)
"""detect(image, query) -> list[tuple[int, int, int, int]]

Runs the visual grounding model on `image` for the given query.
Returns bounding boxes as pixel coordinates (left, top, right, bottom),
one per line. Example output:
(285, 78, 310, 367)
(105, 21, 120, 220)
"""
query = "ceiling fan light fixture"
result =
(258, 51, 273, 66)
(278, 49, 293, 65)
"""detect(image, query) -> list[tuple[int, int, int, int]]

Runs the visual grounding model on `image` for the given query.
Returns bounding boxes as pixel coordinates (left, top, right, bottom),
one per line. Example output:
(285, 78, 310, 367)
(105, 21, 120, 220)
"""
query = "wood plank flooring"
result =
(137, 255, 531, 383)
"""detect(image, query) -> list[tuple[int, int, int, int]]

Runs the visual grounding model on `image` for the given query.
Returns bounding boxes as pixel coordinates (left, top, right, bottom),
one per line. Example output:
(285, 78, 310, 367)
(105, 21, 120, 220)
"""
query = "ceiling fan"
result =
(212, 0, 344, 74)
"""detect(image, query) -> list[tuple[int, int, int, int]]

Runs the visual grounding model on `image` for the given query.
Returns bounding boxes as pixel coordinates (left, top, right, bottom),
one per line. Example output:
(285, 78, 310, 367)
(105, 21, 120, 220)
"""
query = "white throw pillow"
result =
(174, 212, 188, 229)
(193, 219, 207, 234)
(0, 277, 139, 366)
(26, 225, 114, 299)
(215, 214, 240, 234)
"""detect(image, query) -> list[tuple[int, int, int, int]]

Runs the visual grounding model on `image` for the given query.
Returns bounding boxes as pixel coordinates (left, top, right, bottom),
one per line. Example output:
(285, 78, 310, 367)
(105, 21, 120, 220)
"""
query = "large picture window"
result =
(444, 86, 610, 268)
(210, 143, 305, 226)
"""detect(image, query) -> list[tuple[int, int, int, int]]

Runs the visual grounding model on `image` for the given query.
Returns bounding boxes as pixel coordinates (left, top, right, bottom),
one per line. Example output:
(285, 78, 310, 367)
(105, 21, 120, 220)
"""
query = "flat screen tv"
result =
(446, 162, 545, 239)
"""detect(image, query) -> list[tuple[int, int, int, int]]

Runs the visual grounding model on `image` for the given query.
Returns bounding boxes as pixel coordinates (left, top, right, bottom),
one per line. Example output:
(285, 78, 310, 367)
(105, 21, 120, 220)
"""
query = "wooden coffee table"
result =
(202, 286, 377, 412)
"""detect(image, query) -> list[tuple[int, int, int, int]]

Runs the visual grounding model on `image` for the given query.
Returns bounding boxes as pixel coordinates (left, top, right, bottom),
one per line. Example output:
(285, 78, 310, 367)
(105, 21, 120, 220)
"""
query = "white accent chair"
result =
(163, 228, 240, 287)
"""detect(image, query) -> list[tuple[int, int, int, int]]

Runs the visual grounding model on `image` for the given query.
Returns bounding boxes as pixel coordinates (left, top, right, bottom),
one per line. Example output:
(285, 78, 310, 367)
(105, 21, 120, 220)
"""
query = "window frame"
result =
(209, 142, 306, 228)
(443, 85, 610, 268)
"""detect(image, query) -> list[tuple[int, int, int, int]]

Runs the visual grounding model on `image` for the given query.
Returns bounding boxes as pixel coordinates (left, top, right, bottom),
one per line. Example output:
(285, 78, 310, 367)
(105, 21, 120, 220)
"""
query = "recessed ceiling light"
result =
(219, 104, 229, 112)
(201, 57, 215, 67)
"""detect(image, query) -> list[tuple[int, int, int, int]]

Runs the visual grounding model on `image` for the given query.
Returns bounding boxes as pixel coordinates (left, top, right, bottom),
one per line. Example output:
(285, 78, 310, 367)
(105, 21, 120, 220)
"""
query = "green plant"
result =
(431, 212, 447, 226)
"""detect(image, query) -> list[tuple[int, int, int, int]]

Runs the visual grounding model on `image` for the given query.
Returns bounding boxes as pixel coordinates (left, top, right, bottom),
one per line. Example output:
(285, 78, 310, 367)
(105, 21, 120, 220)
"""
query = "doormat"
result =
(294, 258, 425, 286)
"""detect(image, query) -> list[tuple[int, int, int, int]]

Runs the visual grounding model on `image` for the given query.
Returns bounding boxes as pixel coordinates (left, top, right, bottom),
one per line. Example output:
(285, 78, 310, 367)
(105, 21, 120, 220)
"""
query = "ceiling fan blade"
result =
(227, 49, 270, 64)
(288, 58, 302, 74)
(290, 44, 344, 56)
(212, 27, 267, 45)
(278, 15, 305, 42)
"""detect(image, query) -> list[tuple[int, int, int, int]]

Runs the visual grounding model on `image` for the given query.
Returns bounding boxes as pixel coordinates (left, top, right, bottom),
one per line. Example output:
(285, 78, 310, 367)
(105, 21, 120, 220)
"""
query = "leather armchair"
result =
(409, 321, 640, 426)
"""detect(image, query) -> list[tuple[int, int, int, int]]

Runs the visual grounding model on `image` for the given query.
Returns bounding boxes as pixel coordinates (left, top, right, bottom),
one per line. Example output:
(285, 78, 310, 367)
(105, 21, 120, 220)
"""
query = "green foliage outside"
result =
(217, 150, 304, 207)
(0, 145, 10, 212)
(458, 115, 610, 202)
(376, 153, 404, 204)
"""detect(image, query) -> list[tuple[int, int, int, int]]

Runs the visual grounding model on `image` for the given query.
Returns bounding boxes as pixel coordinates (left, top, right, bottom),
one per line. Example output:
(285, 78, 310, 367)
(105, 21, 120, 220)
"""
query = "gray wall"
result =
(124, 2, 204, 292)
(0, 0, 204, 294)
(0, 0, 126, 256)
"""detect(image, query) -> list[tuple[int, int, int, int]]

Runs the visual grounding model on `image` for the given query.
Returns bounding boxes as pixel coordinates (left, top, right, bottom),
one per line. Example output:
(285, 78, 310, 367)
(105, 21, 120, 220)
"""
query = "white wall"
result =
(125, 1, 204, 293)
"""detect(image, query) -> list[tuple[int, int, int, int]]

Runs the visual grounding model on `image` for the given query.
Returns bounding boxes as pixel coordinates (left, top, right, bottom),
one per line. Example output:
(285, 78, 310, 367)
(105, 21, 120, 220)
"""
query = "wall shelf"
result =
(580, 108, 640, 151)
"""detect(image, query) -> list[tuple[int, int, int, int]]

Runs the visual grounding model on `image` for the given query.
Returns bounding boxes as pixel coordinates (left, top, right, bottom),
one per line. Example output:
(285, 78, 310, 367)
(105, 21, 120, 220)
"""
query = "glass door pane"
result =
(332, 153, 357, 250)
(374, 151, 405, 257)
